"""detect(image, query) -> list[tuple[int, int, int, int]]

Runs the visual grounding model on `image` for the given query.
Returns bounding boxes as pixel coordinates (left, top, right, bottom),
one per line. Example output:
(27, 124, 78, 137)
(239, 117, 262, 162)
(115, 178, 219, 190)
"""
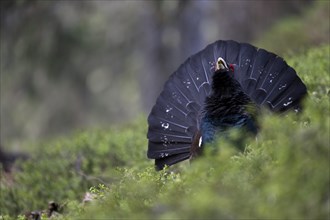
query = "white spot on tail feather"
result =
(166, 107, 172, 113)
(278, 84, 287, 90)
(161, 122, 169, 130)
(283, 97, 293, 107)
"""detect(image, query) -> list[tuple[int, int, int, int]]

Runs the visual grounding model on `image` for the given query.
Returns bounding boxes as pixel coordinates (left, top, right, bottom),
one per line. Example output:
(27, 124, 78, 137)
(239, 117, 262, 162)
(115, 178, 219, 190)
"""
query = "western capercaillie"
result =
(147, 40, 307, 170)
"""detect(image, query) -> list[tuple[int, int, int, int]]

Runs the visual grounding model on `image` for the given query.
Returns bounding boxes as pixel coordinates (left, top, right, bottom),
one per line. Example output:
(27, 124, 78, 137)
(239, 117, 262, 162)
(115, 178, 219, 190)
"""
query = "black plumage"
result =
(147, 40, 307, 170)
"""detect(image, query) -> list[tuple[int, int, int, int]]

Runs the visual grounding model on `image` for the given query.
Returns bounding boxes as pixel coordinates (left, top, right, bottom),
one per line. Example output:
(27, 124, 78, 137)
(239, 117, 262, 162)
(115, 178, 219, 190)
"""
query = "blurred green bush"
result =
(0, 116, 150, 218)
(1, 45, 329, 219)
(256, 1, 329, 55)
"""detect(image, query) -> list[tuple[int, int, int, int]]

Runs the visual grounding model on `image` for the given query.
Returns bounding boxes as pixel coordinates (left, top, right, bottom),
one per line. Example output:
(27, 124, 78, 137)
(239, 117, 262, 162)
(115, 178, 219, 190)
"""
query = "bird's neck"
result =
(199, 71, 255, 145)
(204, 71, 251, 119)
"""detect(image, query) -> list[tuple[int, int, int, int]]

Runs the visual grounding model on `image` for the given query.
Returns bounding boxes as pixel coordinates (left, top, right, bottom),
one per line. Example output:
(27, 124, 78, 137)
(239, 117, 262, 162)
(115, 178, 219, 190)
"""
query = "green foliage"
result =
(287, 45, 330, 96)
(0, 117, 149, 217)
(1, 46, 329, 219)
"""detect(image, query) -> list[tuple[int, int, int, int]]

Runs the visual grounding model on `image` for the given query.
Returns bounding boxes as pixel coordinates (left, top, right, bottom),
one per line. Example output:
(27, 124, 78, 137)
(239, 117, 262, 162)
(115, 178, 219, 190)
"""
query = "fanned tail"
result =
(147, 40, 307, 170)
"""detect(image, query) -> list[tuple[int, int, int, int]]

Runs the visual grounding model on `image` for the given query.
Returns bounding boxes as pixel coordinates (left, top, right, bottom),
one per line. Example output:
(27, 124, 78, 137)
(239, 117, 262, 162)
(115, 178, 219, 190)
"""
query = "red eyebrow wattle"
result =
(229, 64, 234, 72)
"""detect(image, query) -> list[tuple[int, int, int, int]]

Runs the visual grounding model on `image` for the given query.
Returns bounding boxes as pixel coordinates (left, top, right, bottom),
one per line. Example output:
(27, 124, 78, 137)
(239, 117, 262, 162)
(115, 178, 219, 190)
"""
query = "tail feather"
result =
(256, 56, 286, 92)
(148, 141, 192, 159)
(261, 67, 297, 105)
(224, 40, 241, 64)
(269, 78, 307, 111)
(236, 43, 258, 85)
(241, 48, 274, 94)
(155, 153, 191, 170)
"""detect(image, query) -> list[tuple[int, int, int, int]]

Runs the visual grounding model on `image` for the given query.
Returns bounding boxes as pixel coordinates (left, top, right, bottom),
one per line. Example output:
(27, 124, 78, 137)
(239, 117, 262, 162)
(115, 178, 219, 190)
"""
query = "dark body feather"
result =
(147, 40, 307, 170)
(200, 68, 258, 145)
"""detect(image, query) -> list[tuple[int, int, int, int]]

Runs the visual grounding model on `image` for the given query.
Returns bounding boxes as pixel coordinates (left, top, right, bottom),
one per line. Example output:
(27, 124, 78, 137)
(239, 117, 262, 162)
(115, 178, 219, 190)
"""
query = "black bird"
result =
(147, 40, 307, 170)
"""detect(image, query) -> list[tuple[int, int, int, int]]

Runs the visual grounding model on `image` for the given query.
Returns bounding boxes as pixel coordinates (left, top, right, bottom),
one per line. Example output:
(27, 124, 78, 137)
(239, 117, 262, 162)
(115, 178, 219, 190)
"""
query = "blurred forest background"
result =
(0, 0, 329, 145)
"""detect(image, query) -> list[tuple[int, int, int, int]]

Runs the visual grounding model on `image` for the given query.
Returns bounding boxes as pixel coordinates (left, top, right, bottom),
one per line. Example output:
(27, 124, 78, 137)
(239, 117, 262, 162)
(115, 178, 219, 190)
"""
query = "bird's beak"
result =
(216, 57, 229, 72)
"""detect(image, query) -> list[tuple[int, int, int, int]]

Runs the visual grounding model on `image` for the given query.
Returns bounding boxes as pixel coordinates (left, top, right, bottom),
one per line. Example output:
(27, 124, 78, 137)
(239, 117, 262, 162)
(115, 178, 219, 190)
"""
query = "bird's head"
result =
(212, 57, 240, 95)
(215, 57, 235, 73)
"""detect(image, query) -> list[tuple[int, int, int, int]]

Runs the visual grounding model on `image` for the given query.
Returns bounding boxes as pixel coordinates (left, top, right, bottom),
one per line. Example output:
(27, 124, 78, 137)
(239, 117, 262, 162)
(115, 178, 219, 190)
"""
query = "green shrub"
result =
(0, 117, 149, 217)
